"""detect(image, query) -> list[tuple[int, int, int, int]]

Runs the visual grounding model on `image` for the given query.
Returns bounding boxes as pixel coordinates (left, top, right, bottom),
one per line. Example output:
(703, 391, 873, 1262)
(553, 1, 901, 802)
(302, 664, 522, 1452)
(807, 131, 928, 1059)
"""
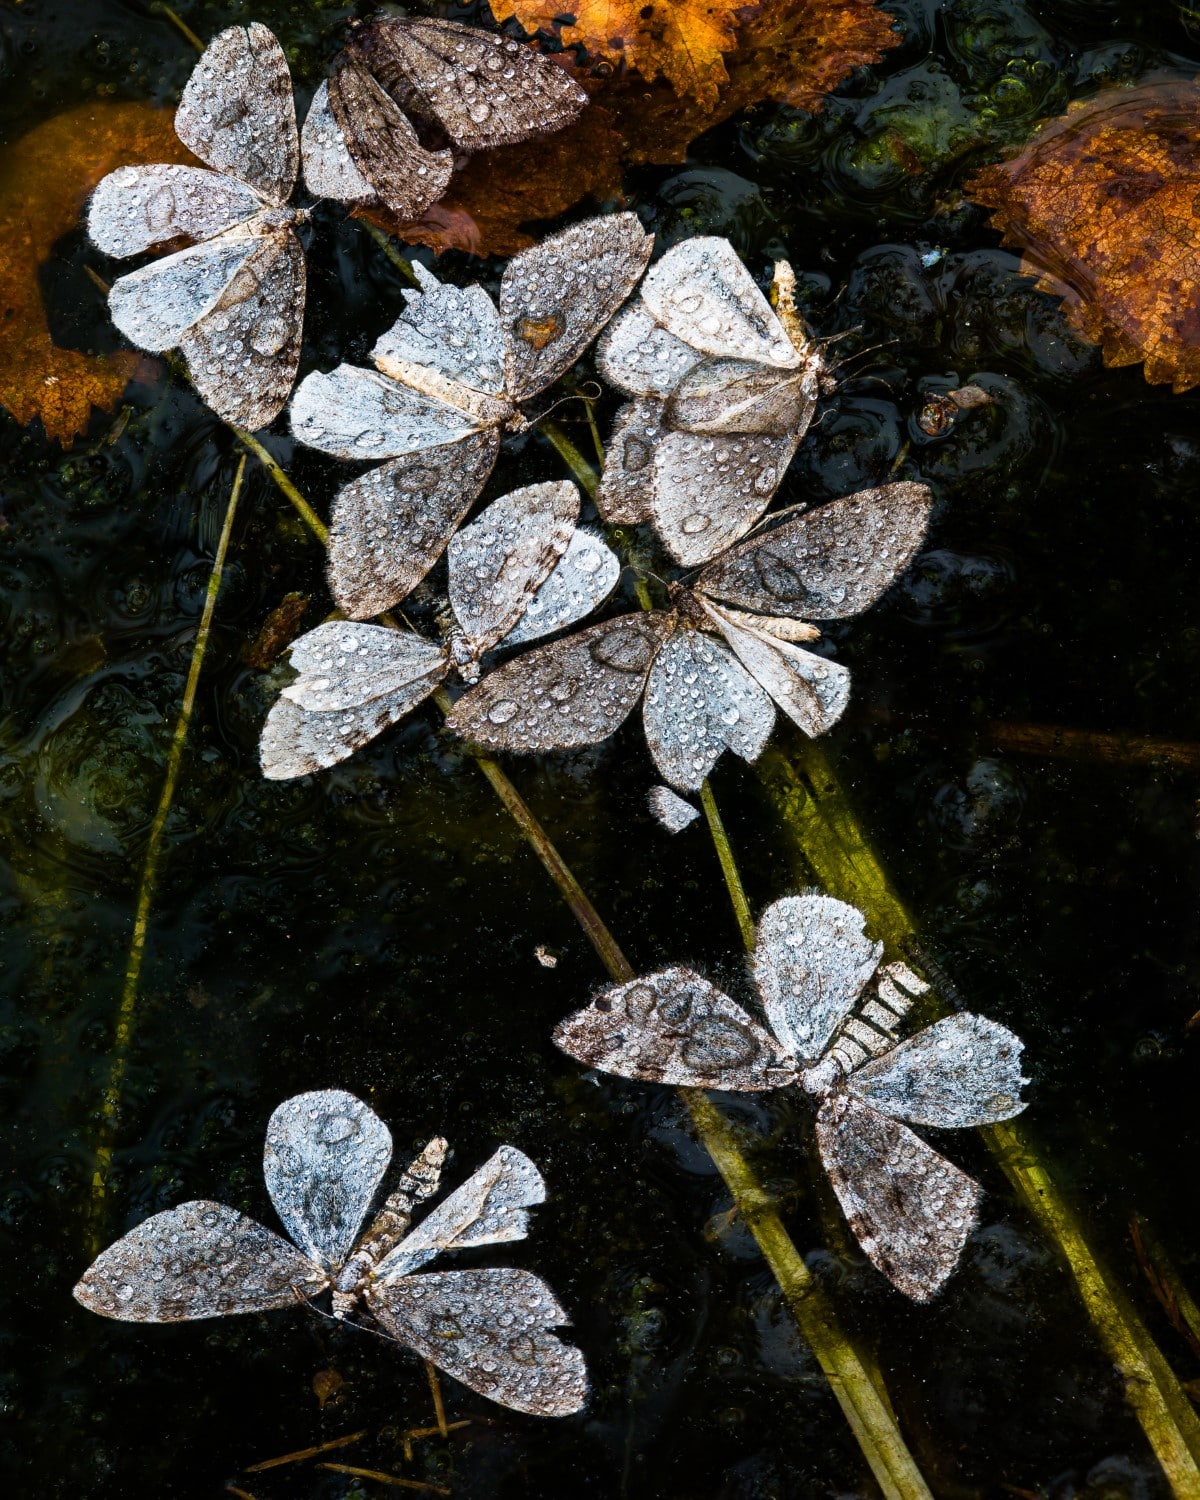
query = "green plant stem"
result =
(253, 456, 934, 1500)
(699, 779, 755, 949)
(540, 421, 600, 499)
(88, 454, 249, 1243)
(756, 736, 1200, 1494)
(233, 428, 329, 544)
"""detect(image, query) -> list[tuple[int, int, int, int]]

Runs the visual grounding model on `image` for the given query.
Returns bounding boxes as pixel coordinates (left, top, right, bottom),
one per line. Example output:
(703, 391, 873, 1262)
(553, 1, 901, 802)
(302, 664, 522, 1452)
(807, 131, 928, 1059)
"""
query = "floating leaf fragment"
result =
(965, 79, 1200, 392)
(241, 592, 311, 669)
(0, 101, 187, 445)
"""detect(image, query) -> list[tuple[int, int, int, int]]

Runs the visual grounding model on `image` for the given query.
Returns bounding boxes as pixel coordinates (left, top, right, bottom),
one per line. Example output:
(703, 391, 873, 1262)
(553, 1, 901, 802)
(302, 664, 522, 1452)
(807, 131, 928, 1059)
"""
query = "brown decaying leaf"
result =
(375, 0, 899, 256)
(241, 592, 311, 669)
(0, 102, 193, 444)
(965, 78, 1200, 393)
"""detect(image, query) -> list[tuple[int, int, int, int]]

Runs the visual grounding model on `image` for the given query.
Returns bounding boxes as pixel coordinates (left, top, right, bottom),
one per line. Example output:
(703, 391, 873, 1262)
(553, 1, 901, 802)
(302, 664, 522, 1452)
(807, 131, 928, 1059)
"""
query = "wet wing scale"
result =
(848, 1014, 1028, 1129)
(88, 164, 262, 257)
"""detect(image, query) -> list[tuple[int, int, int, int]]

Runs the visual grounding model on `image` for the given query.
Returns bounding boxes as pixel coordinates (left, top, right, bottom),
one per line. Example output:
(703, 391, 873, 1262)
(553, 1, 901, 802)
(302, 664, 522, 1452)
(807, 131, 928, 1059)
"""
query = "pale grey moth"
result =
(259, 479, 620, 779)
(290, 212, 652, 620)
(87, 24, 315, 430)
(74, 1089, 589, 1417)
(314, 16, 588, 219)
(445, 481, 932, 793)
(555, 894, 1029, 1301)
(595, 238, 829, 566)
(647, 785, 701, 833)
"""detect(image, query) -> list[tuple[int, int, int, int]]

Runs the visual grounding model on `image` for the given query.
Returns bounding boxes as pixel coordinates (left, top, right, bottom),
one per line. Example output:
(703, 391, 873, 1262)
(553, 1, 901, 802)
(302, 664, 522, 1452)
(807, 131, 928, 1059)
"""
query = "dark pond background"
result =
(4, 0, 1200, 1495)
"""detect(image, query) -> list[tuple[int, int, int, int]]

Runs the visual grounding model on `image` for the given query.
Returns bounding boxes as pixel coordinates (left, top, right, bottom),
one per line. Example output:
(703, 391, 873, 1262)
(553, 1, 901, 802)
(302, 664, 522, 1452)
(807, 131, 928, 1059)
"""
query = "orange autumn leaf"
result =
(490, 0, 749, 109)
(0, 101, 191, 445)
(388, 0, 898, 256)
(965, 78, 1200, 393)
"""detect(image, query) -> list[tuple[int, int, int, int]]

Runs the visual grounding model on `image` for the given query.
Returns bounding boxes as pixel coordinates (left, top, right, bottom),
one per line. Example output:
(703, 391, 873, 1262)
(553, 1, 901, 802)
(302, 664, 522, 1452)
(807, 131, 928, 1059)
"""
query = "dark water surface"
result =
(4, 1, 1200, 1495)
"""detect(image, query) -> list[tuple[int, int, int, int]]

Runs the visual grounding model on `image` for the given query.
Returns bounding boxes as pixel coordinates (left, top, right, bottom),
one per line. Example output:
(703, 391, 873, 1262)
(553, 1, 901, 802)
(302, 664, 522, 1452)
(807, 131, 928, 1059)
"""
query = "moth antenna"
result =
(528, 387, 603, 428)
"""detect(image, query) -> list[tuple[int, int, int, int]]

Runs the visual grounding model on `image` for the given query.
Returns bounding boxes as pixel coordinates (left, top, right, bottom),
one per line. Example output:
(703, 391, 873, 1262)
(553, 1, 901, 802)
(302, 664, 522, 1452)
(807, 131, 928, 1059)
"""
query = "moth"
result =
(309, 15, 588, 219)
(74, 1089, 588, 1417)
(595, 238, 828, 566)
(554, 895, 1029, 1301)
(647, 785, 701, 833)
(290, 212, 652, 620)
(445, 481, 931, 792)
(260, 479, 619, 779)
(87, 24, 313, 430)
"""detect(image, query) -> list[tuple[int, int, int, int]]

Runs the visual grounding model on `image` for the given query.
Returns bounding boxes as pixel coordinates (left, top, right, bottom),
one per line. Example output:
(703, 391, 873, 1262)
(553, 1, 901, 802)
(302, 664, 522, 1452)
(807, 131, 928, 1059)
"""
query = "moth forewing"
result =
(664, 358, 819, 440)
(353, 18, 588, 152)
(73, 1201, 329, 1322)
(649, 428, 801, 566)
(365, 1268, 589, 1418)
(847, 1014, 1029, 1130)
(263, 1090, 395, 1273)
(281, 624, 448, 713)
(326, 430, 501, 620)
(444, 613, 672, 754)
(499, 213, 653, 403)
(751, 894, 884, 1064)
(446, 481, 579, 661)
(290, 364, 484, 462)
(174, 24, 299, 205)
(106, 235, 262, 354)
(696, 483, 934, 623)
(371, 264, 509, 403)
(703, 601, 852, 737)
(498, 529, 622, 651)
(87, 164, 262, 259)
(327, 52, 453, 218)
(300, 81, 377, 205)
(594, 399, 666, 526)
(373, 1145, 547, 1283)
(641, 628, 775, 792)
(638, 237, 801, 368)
(815, 1093, 983, 1302)
(595, 305, 704, 399)
(553, 967, 800, 1091)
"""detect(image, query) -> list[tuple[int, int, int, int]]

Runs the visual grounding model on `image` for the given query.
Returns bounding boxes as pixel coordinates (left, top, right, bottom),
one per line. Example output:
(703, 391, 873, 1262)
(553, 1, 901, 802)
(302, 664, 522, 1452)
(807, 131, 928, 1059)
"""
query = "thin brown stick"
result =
(318, 1464, 451, 1494)
(404, 1421, 471, 1441)
(991, 720, 1200, 773)
(244, 1429, 367, 1472)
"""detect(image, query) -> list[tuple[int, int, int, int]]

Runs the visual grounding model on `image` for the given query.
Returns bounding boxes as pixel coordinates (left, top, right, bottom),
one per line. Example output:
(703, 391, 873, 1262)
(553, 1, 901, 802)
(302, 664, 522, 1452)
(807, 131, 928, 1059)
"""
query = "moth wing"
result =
(262, 1090, 394, 1272)
(375, 1146, 545, 1281)
(260, 670, 446, 780)
(371, 17, 588, 150)
(444, 613, 670, 754)
(640, 238, 799, 367)
(751, 894, 882, 1062)
(642, 627, 774, 792)
(698, 483, 933, 621)
(107, 233, 260, 352)
(448, 480, 579, 653)
(300, 81, 376, 204)
(328, 52, 453, 220)
(595, 304, 704, 398)
(73, 1201, 327, 1321)
(650, 429, 799, 566)
(666, 358, 818, 439)
(178, 229, 305, 430)
(366, 1268, 588, 1417)
(282, 623, 450, 712)
(500, 212, 653, 402)
(816, 1093, 982, 1302)
(327, 430, 500, 619)
(373, 262, 507, 399)
(175, 23, 298, 205)
(290, 364, 482, 461)
(554, 966, 798, 1090)
(647, 785, 700, 833)
(595, 399, 664, 526)
(88, 164, 261, 258)
(499, 529, 621, 650)
(849, 1014, 1028, 1129)
(706, 602, 851, 737)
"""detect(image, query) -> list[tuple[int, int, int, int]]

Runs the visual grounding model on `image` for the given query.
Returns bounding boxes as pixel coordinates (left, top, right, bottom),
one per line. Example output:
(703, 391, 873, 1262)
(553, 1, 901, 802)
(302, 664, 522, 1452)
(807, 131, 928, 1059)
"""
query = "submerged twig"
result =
(251, 456, 934, 1500)
(318, 1464, 450, 1494)
(990, 720, 1200, 774)
(245, 1430, 368, 1472)
(88, 455, 248, 1242)
(755, 736, 1200, 1492)
(1132, 1215, 1200, 1363)
(424, 1360, 449, 1439)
